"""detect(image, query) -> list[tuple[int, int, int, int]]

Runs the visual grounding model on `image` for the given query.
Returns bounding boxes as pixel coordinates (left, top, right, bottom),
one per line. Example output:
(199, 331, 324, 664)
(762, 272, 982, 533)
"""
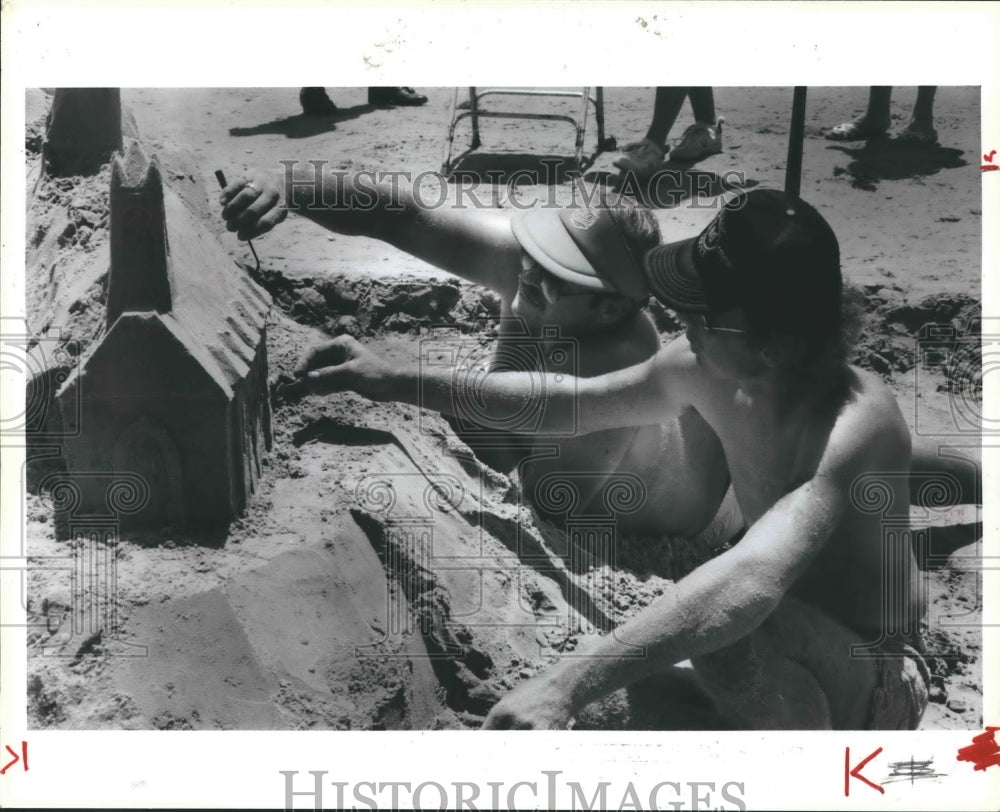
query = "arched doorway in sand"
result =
(111, 415, 186, 531)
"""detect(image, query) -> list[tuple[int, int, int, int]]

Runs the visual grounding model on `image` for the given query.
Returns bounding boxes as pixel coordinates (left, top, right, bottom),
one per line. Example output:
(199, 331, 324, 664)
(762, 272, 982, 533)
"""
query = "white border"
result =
(2, 2, 998, 810)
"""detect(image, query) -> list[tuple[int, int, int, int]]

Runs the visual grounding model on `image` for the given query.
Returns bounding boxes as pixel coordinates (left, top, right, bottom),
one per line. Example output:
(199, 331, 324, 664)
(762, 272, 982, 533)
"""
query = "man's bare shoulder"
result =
(578, 313, 660, 377)
(821, 366, 912, 480)
(653, 333, 701, 370)
(842, 366, 909, 433)
(651, 335, 729, 401)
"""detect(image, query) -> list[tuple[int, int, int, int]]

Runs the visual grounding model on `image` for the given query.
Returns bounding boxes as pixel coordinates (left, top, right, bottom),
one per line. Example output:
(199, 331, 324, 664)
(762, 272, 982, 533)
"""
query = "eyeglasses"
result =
(682, 313, 749, 335)
(520, 257, 595, 306)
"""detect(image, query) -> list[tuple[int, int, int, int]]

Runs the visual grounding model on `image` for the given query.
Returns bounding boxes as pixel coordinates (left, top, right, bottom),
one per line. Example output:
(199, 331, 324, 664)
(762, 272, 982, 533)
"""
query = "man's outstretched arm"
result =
(294, 334, 695, 436)
(219, 167, 521, 297)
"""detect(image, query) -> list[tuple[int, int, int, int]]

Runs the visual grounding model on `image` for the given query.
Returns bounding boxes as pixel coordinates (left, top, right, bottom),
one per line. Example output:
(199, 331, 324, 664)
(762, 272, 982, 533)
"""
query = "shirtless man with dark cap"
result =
(222, 179, 976, 729)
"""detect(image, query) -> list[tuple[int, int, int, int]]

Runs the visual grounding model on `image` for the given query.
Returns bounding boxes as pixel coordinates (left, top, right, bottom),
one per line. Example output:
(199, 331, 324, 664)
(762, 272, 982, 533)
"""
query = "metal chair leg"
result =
(595, 87, 606, 147)
(442, 87, 616, 177)
(575, 86, 591, 170)
(441, 87, 461, 175)
(469, 87, 481, 151)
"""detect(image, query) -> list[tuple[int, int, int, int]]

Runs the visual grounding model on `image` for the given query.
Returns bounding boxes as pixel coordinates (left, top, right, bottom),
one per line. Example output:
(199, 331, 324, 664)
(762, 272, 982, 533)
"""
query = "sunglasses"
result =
(520, 258, 595, 306)
(680, 312, 749, 335)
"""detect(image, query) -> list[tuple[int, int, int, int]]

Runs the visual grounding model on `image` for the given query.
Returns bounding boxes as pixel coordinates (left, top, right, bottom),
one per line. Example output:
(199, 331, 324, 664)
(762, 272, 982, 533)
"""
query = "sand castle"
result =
(55, 141, 272, 534)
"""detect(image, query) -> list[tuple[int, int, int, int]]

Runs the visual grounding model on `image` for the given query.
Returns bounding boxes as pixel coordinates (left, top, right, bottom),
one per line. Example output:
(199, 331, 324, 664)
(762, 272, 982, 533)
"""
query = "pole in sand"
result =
(785, 87, 808, 200)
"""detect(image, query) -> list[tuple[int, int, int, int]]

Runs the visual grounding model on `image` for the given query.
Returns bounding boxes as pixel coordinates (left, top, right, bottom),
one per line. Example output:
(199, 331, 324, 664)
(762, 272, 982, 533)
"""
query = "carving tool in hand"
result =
(215, 169, 261, 273)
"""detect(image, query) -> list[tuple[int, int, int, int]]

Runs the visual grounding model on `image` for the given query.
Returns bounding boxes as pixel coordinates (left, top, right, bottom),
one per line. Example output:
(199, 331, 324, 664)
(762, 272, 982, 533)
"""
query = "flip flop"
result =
(825, 119, 889, 141)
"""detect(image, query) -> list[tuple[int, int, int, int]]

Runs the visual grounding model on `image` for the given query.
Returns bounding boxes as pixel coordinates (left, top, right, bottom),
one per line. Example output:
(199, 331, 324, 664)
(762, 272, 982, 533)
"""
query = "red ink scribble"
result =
(957, 726, 1000, 771)
(983, 149, 999, 171)
(0, 741, 28, 775)
(846, 746, 885, 795)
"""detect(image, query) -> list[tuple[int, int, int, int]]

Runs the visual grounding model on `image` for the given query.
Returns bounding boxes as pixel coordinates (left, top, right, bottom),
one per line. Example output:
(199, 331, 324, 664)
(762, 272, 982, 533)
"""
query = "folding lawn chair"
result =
(441, 87, 616, 177)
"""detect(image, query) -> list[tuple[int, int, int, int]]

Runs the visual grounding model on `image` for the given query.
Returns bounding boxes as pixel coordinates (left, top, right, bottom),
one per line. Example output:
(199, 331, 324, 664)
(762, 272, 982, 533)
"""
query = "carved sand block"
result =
(44, 88, 124, 176)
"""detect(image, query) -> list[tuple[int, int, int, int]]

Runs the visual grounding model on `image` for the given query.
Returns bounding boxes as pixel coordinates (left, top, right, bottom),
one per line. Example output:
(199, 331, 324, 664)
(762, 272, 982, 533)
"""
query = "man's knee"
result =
(691, 634, 834, 729)
(697, 598, 880, 728)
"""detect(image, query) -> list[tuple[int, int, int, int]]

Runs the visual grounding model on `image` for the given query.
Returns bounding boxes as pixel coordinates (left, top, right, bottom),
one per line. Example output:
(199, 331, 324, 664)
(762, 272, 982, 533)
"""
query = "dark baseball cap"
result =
(511, 204, 650, 301)
(645, 189, 843, 339)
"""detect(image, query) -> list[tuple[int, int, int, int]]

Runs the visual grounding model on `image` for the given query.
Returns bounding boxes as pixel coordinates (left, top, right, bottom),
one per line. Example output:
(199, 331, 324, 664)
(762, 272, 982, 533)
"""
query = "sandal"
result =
(825, 118, 889, 141)
(671, 118, 724, 163)
(613, 138, 668, 176)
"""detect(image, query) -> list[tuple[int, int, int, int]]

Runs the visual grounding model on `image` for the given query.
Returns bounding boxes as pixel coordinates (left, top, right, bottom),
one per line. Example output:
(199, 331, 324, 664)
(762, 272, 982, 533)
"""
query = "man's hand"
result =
(294, 335, 395, 400)
(219, 176, 287, 241)
(481, 673, 575, 730)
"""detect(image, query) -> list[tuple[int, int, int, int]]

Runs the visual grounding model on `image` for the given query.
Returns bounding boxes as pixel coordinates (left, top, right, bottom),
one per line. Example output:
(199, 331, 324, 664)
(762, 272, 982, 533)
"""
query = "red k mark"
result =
(845, 746, 885, 795)
(0, 741, 28, 775)
(957, 726, 1000, 771)
(983, 149, 998, 172)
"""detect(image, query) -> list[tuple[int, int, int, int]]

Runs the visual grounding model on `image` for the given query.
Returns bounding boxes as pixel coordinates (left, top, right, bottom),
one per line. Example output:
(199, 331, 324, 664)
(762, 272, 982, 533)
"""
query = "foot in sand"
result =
(299, 87, 338, 117)
(893, 120, 939, 146)
(825, 115, 890, 141)
(670, 118, 724, 163)
(368, 87, 428, 107)
(613, 138, 668, 177)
